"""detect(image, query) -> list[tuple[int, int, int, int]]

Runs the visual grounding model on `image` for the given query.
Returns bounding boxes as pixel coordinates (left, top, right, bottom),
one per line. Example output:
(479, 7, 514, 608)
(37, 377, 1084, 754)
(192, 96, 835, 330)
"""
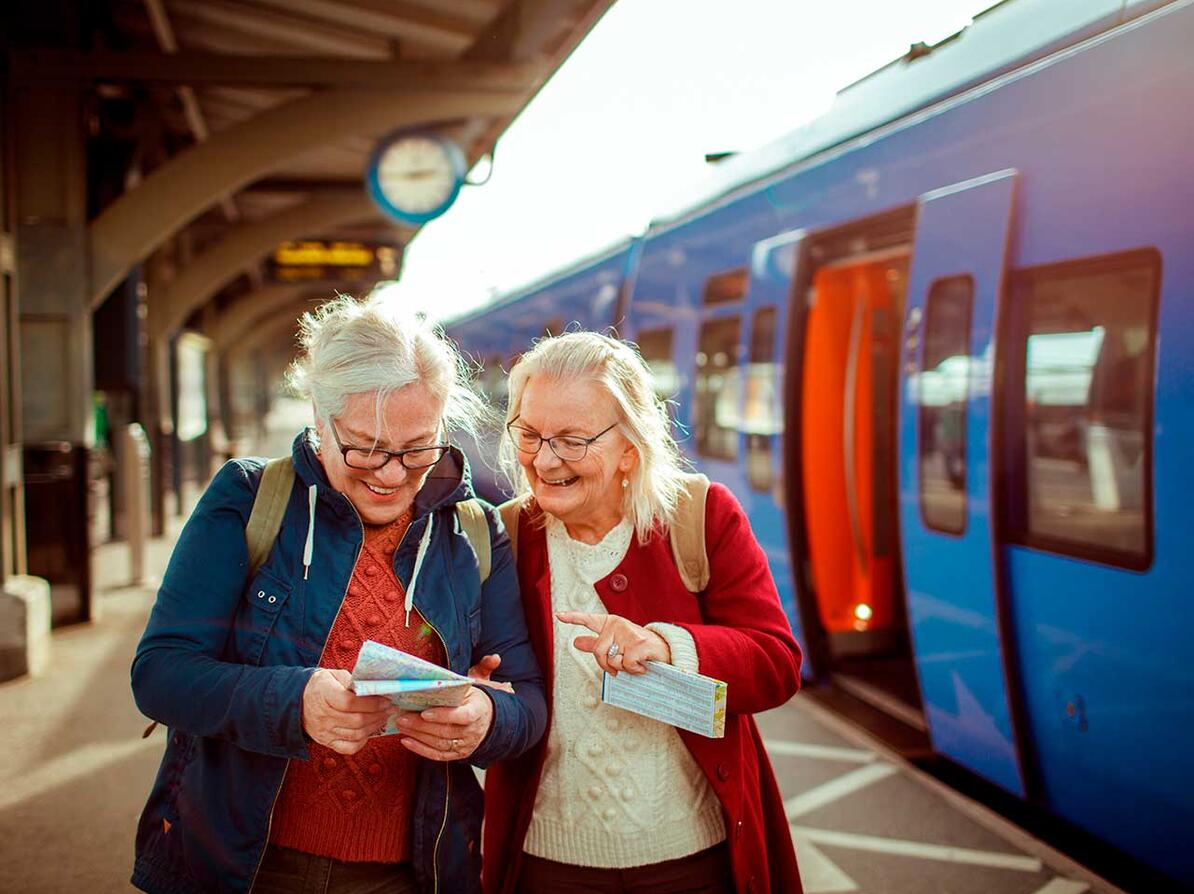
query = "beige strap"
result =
(455, 499, 492, 584)
(498, 499, 522, 561)
(669, 473, 710, 593)
(245, 457, 296, 578)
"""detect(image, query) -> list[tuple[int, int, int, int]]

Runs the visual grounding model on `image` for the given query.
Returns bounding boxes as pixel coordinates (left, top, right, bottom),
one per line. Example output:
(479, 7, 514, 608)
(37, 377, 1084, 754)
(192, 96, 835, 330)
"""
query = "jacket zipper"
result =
(424, 614, 452, 894)
(397, 512, 453, 894)
(247, 513, 364, 892)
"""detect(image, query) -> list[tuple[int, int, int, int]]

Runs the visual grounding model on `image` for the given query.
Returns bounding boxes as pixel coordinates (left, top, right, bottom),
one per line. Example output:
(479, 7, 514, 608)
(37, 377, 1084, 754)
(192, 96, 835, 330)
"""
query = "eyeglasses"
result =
(328, 421, 449, 471)
(507, 418, 618, 462)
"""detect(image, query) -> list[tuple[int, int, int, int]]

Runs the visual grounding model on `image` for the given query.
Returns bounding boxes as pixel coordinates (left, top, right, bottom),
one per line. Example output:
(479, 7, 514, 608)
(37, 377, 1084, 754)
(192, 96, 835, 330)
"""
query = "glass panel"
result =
(744, 307, 779, 491)
(1018, 252, 1157, 561)
(635, 327, 679, 404)
(694, 317, 741, 460)
(918, 276, 973, 534)
(702, 268, 748, 306)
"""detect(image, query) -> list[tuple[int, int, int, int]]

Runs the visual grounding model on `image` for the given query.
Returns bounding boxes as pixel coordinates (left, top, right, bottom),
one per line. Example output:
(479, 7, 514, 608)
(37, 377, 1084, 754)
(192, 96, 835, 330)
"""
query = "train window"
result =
(743, 307, 779, 491)
(918, 276, 973, 534)
(1010, 249, 1159, 566)
(694, 317, 741, 460)
(702, 268, 748, 306)
(634, 327, 679, 404)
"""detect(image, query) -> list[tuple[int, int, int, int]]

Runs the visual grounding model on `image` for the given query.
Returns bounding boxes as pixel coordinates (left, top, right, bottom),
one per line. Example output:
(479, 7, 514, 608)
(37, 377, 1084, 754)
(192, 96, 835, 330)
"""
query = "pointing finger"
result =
(556, 611, 607, 634)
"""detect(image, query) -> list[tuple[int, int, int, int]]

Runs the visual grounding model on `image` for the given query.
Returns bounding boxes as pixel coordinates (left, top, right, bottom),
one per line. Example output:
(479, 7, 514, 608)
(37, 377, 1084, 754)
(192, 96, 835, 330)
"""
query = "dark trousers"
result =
(251, 844, 417, 894)
(515, 844, 734, 894)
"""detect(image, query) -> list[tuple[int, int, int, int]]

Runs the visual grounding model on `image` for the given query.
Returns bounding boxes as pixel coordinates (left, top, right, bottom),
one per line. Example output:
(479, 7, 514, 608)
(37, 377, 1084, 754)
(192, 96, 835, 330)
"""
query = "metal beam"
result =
(245, 177, 364, 193)
(168, 0, 393, 58)
(210, 281, 353, 350)
(224, 296, 325, 363)
(247, 0, 480, 49)
(8, 50, 543, 90)
(148, 194, 389, 340)
(142, 0, 241, 223)
(89, 86, 521, 308)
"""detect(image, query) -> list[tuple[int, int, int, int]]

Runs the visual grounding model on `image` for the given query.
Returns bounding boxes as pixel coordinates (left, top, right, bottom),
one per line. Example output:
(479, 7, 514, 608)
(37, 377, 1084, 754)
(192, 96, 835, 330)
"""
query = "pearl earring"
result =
(622, 477, 629, 489)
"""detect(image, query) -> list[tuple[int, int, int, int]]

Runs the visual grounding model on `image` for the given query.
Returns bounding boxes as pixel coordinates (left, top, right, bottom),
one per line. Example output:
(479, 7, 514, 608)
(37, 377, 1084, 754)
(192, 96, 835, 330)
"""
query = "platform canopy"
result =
(8, 0, 614, 337)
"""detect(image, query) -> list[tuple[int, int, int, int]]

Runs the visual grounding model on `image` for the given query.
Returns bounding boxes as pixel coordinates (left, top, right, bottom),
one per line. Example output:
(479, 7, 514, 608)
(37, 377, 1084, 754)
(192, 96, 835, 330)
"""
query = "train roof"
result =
(649, 0, 1176, 230)
(445, 0, 1178, 323)
(441, 236, 634, 329)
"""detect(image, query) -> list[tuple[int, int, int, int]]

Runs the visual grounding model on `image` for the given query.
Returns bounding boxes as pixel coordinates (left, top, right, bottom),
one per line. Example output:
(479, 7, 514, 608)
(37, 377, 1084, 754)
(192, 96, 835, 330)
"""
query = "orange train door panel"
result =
(801, 260, 900, 646)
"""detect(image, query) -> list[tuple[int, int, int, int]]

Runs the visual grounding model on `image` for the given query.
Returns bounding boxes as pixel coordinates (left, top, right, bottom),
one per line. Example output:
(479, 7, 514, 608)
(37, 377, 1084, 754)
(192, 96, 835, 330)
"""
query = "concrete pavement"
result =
(0, 490, 1124, 894)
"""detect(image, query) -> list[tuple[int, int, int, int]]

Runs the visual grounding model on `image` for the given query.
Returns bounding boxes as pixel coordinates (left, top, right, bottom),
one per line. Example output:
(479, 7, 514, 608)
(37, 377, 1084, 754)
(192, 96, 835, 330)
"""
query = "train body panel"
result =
(445, 2, 1194, 883)
(449, 242, 635, 498)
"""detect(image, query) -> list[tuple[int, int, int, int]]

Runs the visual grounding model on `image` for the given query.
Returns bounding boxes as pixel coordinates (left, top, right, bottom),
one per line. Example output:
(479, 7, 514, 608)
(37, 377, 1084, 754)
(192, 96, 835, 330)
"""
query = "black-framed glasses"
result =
(507, 418, 618, 462)
(328, 421, 449, 471)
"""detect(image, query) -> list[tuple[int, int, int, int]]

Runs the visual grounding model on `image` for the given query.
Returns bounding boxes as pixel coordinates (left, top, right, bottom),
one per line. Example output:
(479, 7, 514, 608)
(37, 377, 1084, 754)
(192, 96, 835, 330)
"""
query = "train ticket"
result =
(600, 661, 727, 738)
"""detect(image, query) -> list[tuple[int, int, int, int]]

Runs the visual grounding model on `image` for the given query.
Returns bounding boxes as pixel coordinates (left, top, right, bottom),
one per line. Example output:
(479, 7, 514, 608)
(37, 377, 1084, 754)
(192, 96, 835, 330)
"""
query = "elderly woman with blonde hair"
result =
(131, 294, 545, 894)
(483, 332, 803, 894)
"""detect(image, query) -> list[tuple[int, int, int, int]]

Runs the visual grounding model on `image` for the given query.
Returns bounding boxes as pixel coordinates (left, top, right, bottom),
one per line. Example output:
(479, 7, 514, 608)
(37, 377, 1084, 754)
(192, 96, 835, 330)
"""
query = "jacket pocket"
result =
(233, 570, 292, 665)
(135, 730, 195, 864)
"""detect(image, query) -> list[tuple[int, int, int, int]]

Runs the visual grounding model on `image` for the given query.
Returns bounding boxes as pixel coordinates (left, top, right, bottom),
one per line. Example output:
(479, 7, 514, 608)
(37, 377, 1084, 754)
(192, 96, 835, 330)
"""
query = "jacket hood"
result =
(289, 427, 477, 518)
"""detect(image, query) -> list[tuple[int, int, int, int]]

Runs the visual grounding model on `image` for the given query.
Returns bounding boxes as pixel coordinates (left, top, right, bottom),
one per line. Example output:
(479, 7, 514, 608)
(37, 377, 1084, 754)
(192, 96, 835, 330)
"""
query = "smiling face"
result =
(513, 374, 637, 542)
(314, 384, 445, 525)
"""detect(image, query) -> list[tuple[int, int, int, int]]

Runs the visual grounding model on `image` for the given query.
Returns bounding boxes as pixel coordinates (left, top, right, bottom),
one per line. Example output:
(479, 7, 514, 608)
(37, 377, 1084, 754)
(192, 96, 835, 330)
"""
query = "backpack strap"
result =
(245, 457, 296, 578)
(669, 473, 710, 593)
(498, 498, 522, 561)
(493, 490, 706, 591)
(455, 499, 492, 584)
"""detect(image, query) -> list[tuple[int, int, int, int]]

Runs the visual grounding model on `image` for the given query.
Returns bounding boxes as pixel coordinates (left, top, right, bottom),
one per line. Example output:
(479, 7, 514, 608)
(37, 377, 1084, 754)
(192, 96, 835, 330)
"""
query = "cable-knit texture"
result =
(523, 517, 726, 868)
(269, 511, 445, 863)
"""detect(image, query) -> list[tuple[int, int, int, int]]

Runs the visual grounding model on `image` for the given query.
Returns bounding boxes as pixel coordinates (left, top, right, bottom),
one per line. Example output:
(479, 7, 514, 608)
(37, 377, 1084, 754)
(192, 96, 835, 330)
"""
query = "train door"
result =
(738, 231, 808, 665)
(898, 170, 1026, 796)
(797, 233, 921, 725)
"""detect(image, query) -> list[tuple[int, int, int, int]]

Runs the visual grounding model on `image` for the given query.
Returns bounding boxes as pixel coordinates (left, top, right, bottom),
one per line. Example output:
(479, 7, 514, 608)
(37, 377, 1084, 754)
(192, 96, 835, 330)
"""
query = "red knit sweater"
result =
(270, 512, 446, 863)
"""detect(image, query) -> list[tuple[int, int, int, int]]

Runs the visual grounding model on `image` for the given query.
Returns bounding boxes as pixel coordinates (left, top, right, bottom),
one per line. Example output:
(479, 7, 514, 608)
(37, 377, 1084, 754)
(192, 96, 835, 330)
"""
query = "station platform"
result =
(0, 486, 1123, 894)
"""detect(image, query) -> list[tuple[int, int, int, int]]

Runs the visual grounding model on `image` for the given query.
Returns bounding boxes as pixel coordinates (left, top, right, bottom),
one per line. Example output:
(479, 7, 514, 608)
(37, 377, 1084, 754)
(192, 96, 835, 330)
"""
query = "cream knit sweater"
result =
(522, 517, 726, 868)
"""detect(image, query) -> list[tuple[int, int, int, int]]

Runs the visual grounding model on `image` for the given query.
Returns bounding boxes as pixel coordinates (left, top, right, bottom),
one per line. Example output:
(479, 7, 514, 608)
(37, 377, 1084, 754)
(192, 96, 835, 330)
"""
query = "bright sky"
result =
(374, 0, 998, 322)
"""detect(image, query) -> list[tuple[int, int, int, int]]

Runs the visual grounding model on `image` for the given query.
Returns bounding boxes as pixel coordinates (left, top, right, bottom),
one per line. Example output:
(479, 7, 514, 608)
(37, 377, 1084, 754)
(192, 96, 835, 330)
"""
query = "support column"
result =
(0, 86, 24, 581)
(200, 304, 227, 475)
(1, 53, 52, 681)
(144, 332, 172, 536)
(12, 81, 95, 626)
(143, 254, 176, 537)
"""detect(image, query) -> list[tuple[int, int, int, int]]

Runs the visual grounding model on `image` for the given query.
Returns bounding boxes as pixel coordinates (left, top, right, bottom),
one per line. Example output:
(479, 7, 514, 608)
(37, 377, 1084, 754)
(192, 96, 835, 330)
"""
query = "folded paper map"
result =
(601, 661, 727, 738)
(350, 640, 471, 734)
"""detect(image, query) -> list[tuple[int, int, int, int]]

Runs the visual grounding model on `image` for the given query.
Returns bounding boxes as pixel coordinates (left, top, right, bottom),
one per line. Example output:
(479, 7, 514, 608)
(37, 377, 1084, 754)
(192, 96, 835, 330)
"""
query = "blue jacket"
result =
(131, 431, 546, 894)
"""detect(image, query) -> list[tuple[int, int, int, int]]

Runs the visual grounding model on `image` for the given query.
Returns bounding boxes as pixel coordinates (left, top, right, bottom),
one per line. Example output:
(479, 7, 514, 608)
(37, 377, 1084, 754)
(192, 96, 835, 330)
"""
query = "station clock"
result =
(366, 129, 468, 226)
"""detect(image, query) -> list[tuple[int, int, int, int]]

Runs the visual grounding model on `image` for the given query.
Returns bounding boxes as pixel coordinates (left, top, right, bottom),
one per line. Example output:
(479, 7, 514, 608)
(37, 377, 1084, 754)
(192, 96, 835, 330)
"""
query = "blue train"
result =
(444, 0, 1194, 886)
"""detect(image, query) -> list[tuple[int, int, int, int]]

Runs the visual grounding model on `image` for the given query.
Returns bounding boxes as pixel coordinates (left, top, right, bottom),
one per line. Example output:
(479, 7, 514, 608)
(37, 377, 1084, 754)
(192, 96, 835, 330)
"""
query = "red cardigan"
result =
(483, 483, 804, 894)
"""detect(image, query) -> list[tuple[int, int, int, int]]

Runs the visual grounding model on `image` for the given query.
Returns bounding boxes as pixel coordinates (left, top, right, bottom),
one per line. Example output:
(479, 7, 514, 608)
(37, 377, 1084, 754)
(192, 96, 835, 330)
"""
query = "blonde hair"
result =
(285, 293, 492, 438)
(501, 331, 689, 541)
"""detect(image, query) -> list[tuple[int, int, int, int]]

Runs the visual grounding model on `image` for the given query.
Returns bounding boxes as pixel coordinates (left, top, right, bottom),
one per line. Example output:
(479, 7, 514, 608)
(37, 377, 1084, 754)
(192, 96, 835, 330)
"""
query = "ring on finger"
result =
(440, 738, 454, 753)
(607, 642, 621, 659)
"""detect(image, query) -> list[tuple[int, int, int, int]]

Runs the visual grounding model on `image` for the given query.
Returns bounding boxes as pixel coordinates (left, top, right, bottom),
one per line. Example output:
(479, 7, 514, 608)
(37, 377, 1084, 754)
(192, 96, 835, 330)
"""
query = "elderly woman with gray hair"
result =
(483, 332, 803, 894)
(130, 295, 545, 894)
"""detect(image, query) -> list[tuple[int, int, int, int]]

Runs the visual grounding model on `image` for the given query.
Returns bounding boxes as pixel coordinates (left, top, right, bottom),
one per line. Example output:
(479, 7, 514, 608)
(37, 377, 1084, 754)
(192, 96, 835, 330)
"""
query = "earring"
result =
(621, 477, 629, 489)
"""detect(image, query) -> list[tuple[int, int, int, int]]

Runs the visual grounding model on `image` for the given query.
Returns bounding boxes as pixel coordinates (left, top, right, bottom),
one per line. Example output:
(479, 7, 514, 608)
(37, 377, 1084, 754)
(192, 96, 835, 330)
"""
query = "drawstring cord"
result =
(299, 479, 432, 625)
(303, 485, 316, 580)
(405, 513, 434, 627)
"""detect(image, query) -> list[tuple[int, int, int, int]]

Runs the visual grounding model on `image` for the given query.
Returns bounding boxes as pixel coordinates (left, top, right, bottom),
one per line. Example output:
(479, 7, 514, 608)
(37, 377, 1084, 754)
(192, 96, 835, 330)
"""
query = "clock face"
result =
(368, 132, 466, 225)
